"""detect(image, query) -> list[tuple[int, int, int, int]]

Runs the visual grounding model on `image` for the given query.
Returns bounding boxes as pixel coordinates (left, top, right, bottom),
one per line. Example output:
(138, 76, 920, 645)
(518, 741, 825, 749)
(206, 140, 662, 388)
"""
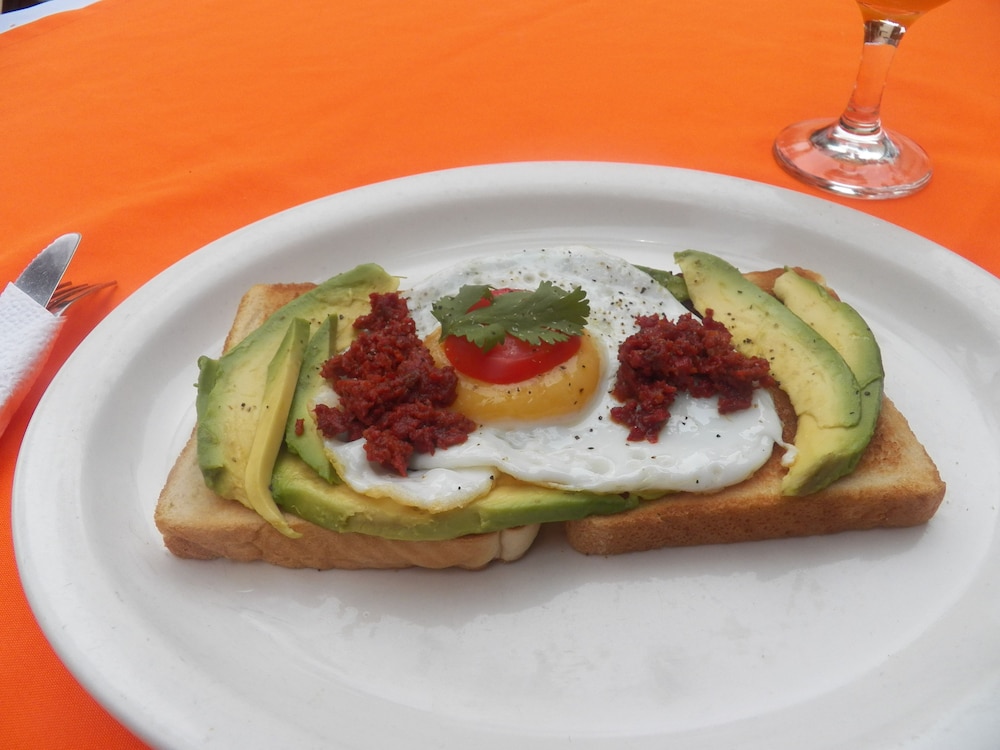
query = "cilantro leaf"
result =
(431, 281, 590, 352)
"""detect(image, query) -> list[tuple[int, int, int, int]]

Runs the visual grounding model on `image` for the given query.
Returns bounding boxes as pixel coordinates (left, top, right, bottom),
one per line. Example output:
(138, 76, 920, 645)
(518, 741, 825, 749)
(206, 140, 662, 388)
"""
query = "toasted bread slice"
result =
(156, 273, 946, 568)
(564, 264, 945, 556)
(155, 435, 539, 569)
(563, 369, 946, 555)
(154, 282, 539, 570)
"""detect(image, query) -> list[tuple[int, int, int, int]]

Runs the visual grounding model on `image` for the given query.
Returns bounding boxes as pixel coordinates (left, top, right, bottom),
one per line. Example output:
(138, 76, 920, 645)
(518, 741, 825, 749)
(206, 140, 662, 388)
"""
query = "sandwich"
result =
(154, 246, 946, 569)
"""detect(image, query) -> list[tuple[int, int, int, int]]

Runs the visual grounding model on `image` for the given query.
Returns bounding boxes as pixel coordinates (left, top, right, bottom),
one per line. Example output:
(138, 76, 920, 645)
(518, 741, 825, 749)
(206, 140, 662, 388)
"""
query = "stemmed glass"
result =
(773, 0, 950, 199)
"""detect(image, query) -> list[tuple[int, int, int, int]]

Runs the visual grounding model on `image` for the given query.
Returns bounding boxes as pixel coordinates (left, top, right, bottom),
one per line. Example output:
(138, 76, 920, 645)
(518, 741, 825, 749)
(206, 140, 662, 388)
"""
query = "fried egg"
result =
(324, 246, 783, 511)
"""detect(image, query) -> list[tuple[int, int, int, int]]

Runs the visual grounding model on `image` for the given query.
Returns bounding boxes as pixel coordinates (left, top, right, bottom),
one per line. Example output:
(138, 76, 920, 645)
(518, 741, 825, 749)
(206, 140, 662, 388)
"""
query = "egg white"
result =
(324, 246, 784, 511)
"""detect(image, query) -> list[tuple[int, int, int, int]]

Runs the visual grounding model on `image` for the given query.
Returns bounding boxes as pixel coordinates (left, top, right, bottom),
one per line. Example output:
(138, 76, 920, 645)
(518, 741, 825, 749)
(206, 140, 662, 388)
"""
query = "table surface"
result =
(1, 0, 998, 747)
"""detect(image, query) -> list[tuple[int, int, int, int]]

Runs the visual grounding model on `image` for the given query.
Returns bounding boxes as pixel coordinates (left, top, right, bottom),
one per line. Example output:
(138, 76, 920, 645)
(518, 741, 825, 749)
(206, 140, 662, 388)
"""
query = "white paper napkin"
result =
(0, 282, 64, 438)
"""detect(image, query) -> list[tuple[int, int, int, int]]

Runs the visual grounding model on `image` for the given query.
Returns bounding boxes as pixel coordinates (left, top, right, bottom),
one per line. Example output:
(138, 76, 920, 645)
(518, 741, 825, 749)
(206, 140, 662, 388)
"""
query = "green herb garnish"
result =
(431, 281, 590, 352)
(635, 264, 690, 304)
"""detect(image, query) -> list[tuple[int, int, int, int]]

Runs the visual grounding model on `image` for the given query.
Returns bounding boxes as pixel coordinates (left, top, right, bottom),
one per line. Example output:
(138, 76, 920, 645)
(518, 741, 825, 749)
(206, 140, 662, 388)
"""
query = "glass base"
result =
(773, 118, 932, 200)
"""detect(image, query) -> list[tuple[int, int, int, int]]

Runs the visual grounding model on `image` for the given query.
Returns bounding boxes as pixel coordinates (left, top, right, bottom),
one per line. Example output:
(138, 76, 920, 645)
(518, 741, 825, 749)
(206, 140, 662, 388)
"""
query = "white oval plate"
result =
(13, 162, 1000, 750)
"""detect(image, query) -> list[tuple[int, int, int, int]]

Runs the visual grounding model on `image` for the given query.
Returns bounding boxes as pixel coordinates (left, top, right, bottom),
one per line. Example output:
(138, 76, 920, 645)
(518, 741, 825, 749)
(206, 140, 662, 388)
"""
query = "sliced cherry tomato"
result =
(442, 289, 583, 384)
(444, 333, 581, 384)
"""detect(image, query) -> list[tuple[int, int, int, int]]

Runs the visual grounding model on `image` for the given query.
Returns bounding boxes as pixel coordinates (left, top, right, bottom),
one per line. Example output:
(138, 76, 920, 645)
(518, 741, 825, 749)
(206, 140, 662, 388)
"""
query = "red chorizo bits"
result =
(314, 292, 475, 476)
(610, 310, 775, 442)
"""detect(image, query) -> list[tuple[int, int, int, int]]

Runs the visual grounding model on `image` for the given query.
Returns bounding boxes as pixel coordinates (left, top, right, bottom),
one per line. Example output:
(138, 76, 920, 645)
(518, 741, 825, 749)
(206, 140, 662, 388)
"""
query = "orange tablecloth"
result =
(1, 0, 997, 746)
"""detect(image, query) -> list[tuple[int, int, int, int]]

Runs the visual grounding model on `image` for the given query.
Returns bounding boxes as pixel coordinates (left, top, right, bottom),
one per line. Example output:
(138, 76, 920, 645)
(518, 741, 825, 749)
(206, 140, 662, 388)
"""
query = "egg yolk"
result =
(425, 331, 603, 423)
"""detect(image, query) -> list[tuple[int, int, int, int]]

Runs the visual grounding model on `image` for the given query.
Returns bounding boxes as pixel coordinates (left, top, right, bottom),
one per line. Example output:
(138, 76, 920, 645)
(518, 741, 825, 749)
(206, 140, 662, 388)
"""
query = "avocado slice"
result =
(196, 264, 398, 517)
(271, 451, 639, 541)
(773, 268, 883, 490)
(243, 317, 310, 537)
(284, 314, 340, 483)
(675, 250, 864, 496)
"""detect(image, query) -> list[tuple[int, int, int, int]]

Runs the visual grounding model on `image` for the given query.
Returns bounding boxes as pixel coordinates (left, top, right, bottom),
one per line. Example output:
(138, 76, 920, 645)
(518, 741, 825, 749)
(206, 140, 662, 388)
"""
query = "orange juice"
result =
(856, 0, 950, 24)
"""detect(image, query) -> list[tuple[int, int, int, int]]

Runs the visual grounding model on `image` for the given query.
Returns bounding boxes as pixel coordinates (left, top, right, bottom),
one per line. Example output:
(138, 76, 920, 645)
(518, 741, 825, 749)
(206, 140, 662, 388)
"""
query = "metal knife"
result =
(14, 232, 81, 307)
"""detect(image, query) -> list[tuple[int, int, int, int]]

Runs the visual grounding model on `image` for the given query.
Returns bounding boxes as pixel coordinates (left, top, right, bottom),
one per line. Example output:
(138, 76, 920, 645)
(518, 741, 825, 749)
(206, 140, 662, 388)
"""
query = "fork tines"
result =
(46, 280, 117, 314)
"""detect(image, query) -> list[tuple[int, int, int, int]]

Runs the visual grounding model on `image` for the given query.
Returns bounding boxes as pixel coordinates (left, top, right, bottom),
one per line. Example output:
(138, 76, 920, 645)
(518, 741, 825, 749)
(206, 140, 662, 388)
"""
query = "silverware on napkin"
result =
(0, 233, 81, 438)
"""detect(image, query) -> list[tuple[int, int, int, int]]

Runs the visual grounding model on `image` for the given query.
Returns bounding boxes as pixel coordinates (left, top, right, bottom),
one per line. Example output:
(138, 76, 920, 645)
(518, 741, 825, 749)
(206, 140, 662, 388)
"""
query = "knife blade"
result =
(14, 232, 81, 308)
(0, 233, 81, 438)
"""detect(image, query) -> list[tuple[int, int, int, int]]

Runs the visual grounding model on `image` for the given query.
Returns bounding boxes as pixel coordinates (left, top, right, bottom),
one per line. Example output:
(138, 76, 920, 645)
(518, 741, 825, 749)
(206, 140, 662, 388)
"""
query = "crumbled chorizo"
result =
(314, 292, 475, 475)
(610, 310, 774, 442)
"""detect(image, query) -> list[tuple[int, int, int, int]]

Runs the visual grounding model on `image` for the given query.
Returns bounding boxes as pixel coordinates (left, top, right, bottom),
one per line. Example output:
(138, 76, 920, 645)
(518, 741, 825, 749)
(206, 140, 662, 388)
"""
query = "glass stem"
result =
(838, 20, 907, 137)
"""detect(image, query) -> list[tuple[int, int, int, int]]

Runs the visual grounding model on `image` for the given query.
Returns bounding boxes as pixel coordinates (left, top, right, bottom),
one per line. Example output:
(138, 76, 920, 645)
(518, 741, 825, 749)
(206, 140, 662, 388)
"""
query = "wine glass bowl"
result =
(773, 0, 950, 200)
(855, 0, 949, 25)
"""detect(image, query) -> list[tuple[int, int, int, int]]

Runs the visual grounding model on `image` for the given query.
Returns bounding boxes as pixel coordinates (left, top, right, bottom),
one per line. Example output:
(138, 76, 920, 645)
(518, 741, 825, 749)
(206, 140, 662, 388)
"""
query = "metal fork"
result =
(46, 280, 117, 315)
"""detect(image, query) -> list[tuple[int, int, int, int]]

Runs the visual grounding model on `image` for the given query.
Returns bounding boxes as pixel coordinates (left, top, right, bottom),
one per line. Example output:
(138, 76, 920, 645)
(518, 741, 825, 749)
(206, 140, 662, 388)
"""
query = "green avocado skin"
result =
(196, 264, 397, 500)
(271, 451, 639, 541)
